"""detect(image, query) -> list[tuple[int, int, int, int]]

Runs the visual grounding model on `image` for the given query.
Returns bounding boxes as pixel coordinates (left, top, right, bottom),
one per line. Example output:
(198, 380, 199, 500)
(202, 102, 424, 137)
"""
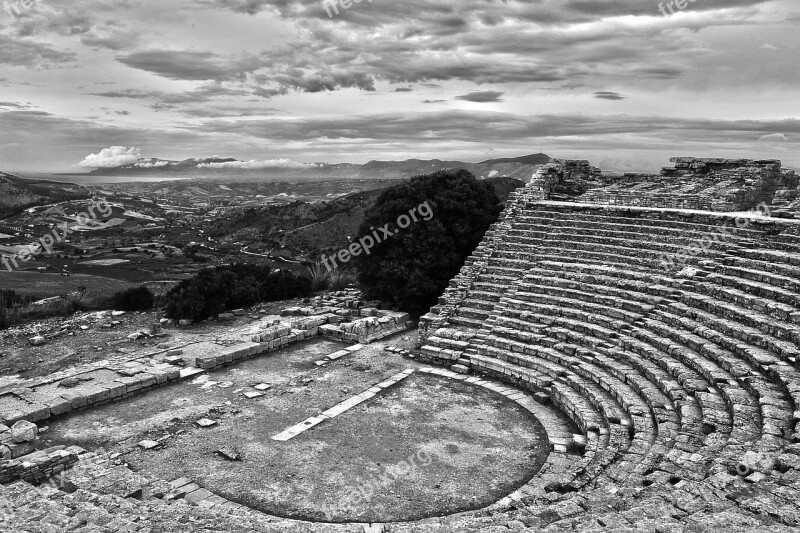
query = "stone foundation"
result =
(0, 446, 82, 485)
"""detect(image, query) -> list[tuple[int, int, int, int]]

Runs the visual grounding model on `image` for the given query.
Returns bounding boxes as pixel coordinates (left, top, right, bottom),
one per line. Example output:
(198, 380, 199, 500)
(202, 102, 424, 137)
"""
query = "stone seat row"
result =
(531, 260, 799, 423)
(524, 262, 796, 460)
(512, 218, 764, 246)
(588, 258, 797, 357)
(464, 350, 621, 490)
(466, 255, 792, 470)
(532, 261, 800, 380)
(490, 303, 746, 481)
(477, 326, 680, 486)
(530, 249, 800, 347)
(444, 210, 800, 408)
(517, 208, 767, 237)
(417, 200, 800, 530)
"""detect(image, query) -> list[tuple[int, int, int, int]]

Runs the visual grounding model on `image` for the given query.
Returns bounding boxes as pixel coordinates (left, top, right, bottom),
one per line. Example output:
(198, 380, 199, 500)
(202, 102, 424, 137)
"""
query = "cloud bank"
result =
(78, 146, 142, 168)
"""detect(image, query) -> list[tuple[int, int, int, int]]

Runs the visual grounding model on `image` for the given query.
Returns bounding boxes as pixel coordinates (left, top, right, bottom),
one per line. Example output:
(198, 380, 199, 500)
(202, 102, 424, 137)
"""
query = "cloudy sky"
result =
(0, 0, 798, 173)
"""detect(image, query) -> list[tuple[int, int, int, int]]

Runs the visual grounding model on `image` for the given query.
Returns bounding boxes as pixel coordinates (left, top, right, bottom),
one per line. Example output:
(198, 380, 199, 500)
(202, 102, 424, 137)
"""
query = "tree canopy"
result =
(164, 264, 311, 321)
(355, 169, 501, 317)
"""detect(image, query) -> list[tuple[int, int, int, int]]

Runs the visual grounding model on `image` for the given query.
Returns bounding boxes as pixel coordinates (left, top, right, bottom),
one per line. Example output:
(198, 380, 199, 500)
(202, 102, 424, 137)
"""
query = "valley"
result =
(0, 157, 535, 305)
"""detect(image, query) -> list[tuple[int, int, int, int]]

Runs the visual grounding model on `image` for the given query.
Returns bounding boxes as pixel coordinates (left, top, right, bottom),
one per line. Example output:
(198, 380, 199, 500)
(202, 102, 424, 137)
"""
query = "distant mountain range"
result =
(75, 153, 551, 181)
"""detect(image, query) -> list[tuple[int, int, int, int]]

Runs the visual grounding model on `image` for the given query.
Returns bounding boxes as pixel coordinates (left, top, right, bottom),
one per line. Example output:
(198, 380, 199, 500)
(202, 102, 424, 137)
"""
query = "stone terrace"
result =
(0, 289, 409, 430)
(418, 160, 800, 531)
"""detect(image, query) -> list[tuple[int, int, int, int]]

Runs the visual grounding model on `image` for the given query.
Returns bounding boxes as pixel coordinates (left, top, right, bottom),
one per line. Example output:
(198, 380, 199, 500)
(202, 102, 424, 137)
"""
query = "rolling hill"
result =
(211, 176, 527, 260)
(0, 172, 89, 219)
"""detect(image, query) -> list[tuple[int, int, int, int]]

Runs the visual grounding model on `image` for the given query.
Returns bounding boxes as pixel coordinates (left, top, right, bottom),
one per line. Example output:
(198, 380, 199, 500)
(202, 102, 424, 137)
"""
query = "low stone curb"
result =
(271, 369, 415, 441)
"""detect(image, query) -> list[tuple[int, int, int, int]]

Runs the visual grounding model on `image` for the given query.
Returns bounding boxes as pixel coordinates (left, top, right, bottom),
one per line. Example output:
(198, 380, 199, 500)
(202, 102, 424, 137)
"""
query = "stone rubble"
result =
(536, 157, 799, 214)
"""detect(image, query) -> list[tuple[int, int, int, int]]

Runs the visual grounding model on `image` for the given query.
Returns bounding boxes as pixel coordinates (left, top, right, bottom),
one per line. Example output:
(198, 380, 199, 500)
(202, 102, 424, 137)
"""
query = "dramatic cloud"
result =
(759, 133, 789, 142)
(594, 91, 625, 100)
(271, 70, 376, 92)
(0, 35, 75, 67)
(78, 146, 142, 168)
(117, 50, 265, 81)
(455, 91, 504, 103)
(90, 83, 260, 111)
(0, 0, 797, 172)
(185, 110, 800, 148)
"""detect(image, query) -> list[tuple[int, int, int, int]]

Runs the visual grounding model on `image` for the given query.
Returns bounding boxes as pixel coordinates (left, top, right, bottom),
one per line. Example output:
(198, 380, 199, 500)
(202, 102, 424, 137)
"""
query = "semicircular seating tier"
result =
(418, 160, 800, 530)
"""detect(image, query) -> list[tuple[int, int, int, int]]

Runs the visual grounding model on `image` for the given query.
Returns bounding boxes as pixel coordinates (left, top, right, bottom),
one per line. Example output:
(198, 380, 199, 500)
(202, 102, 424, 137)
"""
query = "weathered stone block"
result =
(11, 421, 38, 443)
(196, 355, 219, 369)
(7, 441, 35, 458)
(44, 398, 73, 416)
(104, 382, 127, 399)
(83, 386, 111, 404)
(60, 391, 88, 409)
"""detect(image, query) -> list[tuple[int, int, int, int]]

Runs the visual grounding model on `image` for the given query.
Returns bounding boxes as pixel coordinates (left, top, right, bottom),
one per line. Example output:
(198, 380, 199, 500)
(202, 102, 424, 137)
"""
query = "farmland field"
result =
(0, 271, 133, 297)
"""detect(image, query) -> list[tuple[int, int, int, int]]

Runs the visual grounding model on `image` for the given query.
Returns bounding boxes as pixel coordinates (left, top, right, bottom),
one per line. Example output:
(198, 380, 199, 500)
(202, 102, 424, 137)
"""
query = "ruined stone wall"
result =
(663, 158, 792, 210)
(577, 157, 798, 212)
(536, 159, 603, 201)
(0, 447, 80, 485)
(577, 191, 721, 211)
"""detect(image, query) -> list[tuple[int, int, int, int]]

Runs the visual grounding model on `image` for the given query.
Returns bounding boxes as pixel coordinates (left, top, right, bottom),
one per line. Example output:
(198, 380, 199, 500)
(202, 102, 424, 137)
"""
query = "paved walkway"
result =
(271, 369, 415, 441)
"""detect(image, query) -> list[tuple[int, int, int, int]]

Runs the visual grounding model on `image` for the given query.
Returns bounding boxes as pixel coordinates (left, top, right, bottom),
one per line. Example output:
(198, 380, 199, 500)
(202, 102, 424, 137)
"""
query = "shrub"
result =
(308, 262, 330, 292)
(0, 291, 16, 330)
(164, 263, 312, 321)
(328, 268, 357, 291)
(0, 290, 24, 309)
(0, 288, 135, 330)
(307, 262, 358, 293)
(355, 169, 501, 317)
(112, 286, 155, 311)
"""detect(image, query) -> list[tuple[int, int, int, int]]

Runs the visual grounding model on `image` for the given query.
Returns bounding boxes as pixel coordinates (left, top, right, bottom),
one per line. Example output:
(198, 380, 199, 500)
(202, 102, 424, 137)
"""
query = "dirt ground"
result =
(42, 336, 550, 523)
(0, 298, 309, 387)
(0, 271, 134, 297)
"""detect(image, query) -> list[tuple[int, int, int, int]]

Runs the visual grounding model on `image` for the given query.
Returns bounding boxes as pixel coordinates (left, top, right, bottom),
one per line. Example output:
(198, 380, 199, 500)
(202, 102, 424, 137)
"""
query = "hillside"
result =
(212, 176, 527, 260)
(0, 172, 89, 219)
(479, 153, 551, 166)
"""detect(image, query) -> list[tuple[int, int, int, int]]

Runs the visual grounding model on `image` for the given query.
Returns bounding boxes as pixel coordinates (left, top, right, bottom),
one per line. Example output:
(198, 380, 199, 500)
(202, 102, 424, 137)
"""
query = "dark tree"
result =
(163, 264, 311, 321)
(355, 169, 502, 317)
(113, 286, 155, 311)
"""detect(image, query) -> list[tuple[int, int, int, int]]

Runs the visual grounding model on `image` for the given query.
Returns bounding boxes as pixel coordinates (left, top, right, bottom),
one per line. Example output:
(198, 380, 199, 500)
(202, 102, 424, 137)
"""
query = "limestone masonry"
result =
(537, 157, 798, 214)
(418, 156, 800, 530)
